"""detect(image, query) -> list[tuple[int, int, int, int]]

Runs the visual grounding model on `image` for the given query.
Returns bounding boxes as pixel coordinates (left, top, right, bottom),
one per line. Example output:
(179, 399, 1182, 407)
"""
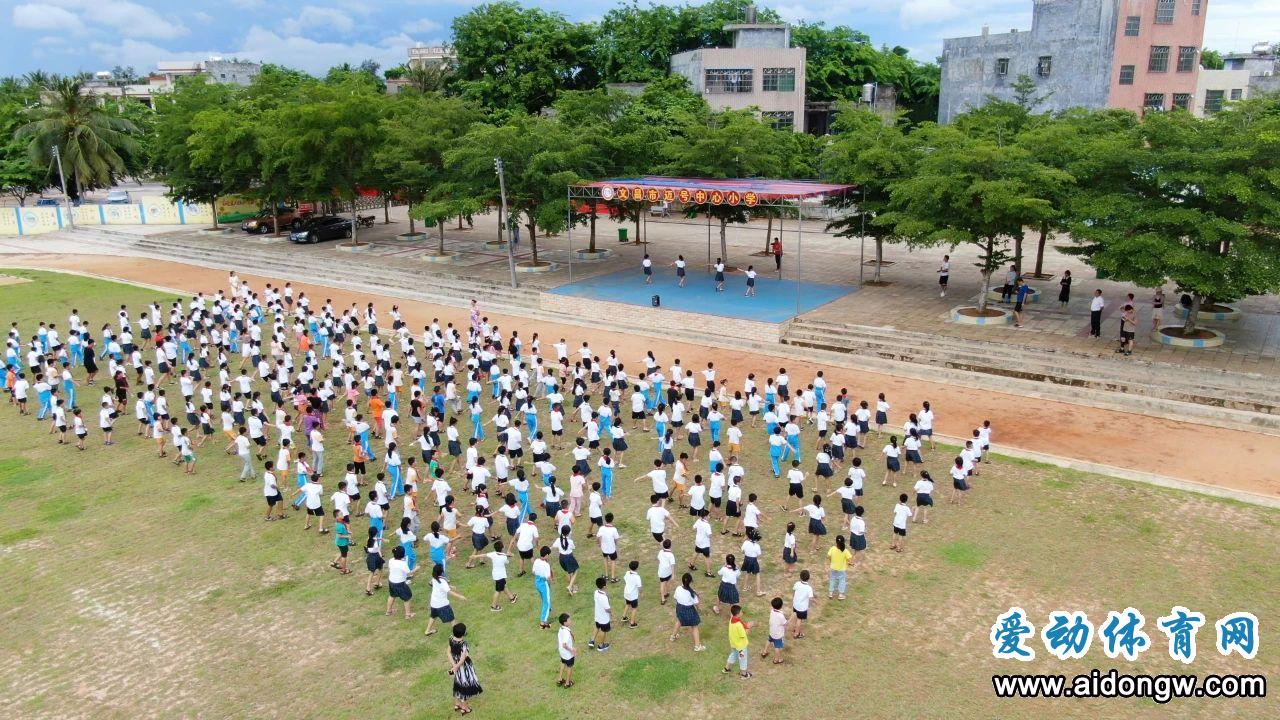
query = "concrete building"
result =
(81, 58, 261, 107)
(1195, 42, 1278, 114)
(407, 44, 454, 69)
(669, 10, 806, 132)
(939, 0, 1207, 122)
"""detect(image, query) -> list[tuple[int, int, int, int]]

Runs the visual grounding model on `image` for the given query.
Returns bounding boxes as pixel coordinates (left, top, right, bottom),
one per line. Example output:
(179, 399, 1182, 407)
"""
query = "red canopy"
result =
(575, 176, 852, 206)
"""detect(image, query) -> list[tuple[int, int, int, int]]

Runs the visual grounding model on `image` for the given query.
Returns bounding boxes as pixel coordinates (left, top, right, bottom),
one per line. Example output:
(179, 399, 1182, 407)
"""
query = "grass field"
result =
(0, 268, 1276, 719)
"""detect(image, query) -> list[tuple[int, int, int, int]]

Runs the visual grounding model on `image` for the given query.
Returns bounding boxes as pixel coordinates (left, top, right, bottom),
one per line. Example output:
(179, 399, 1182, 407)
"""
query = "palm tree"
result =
(405, 62, 455, 94)
(16, 76, 139, 199)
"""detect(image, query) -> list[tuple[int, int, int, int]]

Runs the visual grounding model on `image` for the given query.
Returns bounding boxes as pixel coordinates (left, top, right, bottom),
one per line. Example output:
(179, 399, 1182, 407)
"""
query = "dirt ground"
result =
(6, 252, 1279, 499)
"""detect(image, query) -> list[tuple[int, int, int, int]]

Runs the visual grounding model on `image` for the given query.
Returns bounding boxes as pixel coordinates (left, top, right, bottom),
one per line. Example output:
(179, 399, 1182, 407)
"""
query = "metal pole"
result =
(566, 186, 574, 282)
(494, 158, 518, 289)
(858, 186, 866, 286)
(795, 202, 802, 318)
(706, 212, 711, 269)
(52, 145, 74, 229)
(778, 212, 784, 278)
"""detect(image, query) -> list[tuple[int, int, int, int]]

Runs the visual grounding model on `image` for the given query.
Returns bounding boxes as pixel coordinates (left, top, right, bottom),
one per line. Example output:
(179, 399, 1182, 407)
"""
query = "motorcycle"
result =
(356, 215, 376, 229)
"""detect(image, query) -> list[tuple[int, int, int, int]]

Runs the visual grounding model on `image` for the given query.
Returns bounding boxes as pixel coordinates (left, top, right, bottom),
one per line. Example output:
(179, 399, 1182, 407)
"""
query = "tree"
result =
(153, 77, 239, 227)
(821, 105, 920, 282)
(791, 22, 939, 122)
(15, 77, 139, 199)
(1065, 97, 1280, 335)
(451, 2, 597, 115)
(375, 92, 484, 251)
(0, 97, 47, 205)
(1010, 74, 1052, 111)
(263, 81, 385, 243)
(447, 114, 602, 265)
(1200, 49, 1225, 70)
(881, 124, 1070, 312)
(662, 109, 795, 266)
(402, 63, 455, 94)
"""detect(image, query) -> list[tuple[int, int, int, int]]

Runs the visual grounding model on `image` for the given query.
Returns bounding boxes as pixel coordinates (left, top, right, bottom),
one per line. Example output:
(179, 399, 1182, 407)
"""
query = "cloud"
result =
(44, 0, 188, 39)
(281, 6, 356, 36)
(238, 26, 414, 75)
(13, 4, 85, 33)
(404, 18, 443, 33)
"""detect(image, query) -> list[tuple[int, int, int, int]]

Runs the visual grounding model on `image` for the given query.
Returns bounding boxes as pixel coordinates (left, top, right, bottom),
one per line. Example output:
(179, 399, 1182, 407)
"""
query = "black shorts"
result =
(253, 436, 267, 447)
(590, 516, 603, 526)
(625, 599, 638, 608)
(596, 621, 611, 632)
(602, 551, 618, 561)
(788, 484, 804, 498)
(495, 578, 507, 592)
(651, 532, 664, 542)
(307, 507, 324, 516)
(695, 546, 710, 557)
(561, 656, 575, 667)
(939, 275, 949, 286)
(793, 609, 809, 621)
(519, 548, 534, 560)
(631, 411, 645, 420)
(338, 545, 349, 557)
(266, 493, 282, 506)
(893, 526, 907, 537)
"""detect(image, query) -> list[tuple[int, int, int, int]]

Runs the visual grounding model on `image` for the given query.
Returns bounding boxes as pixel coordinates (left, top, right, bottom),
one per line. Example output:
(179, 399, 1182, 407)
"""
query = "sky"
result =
(4, 0, 1278, 78)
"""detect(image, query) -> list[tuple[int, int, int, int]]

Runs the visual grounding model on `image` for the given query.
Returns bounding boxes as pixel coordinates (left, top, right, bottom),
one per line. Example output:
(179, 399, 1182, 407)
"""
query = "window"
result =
(1148, 46, 1170, 72)
(1204, 89, 1225, 113)
(704, 69, 753, 93)
(1037, 55, 1052, 77)
(1155, 0, 1176, 24)
(762, 111, 794, 130)
(1177, 46, 1196, 72)
(1230, 88, 1243, 100)
(1118, 65, 1135, 85)
(762, 67, 796, 92)
(1192, 0, 1201, 15)
(1124, 16, 1141, 36)
(1144, 93, 1166, 110)
(1172, 93, 1191, 110)
(995, 57, 1009, 76)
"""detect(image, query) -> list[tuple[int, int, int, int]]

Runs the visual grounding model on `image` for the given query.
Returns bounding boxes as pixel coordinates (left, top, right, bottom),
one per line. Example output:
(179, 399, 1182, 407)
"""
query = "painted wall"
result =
(0, 196, 213, 236)
(670, 46, 807, 130)
(1108, 0, 1208, 113)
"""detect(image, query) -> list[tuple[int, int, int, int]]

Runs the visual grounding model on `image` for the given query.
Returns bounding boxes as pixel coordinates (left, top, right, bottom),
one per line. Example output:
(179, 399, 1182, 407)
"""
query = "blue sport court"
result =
(549, 267, 857, 323)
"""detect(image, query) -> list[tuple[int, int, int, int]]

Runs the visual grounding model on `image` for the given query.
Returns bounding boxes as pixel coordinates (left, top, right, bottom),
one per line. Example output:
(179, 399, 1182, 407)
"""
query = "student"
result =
(690, 509, 714, 577)
(713, 258, 726, 293)
(760, 597, 788, 664)
(645, 494, 676, 542)
(673, 255, 687, 287)
(743, 265, 757, 298)
(621, 560, 642, 628)
(555, 525, 580, 595)
(937, 254, 950, 298)
(790, 569, 815, 639)
(830, 476, 858, 526)
(826, 535, 852, 600)
(513, 512, 540, 576)
(425, 563, 466, 637)
(556, 613, 577, 688)
(597, 513, 621, 582)
(1013, 278, 1032, 327)
(740, 529, 764, 597)
(781, 521, 798, 575)
(949, 457, 970, 505)
(798, 495, 827, 553)
(713, 554, 740, 615)
(483, 539, 519, 610)
(890, 493, 912, 553)
(881, 435, 901, 487)
(642, 254, 654, 284)
(295, 474, 326, 533)
(913, 471, 935, 524)
(332, 512, 352, 574)
(874, 393, 890, 433)
(670, 572, 704, 652)
(848, 505, 867, 567)
(533, 546, 554, 629)
(385, 545, 415, 618)
(364, 527, 384, 596)
(723, 604, 752, 678)
(590, 576, 612, 651)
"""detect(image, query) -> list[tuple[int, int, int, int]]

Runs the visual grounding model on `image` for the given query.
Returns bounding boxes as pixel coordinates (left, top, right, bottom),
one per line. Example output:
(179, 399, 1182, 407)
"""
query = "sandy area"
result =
(6, 252, 1279, 500)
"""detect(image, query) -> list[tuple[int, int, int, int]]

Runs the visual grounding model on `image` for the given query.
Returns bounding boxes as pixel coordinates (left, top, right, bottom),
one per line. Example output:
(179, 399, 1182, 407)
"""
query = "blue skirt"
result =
(676, 603, 700, 627)
(717, 581, 740, 604)
(886, 457, 901, 472)
(742, 556, 760, 574)
(808, 518, 827, 536)
(840, 498, 856, 515)
(875, 411, 887, 425)
(850, 533, 867, 552)
(559, 553, 579, 574)
(906, 450, 922, 464)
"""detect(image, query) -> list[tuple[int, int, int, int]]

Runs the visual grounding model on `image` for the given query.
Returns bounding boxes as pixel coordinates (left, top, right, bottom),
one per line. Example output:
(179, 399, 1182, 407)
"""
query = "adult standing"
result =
(1151, 288, 1165, 332)
(1089, 290, 1105, 339)
(771, 238, 783, 274)
(447, 623, 482, 714)
(1000, 264, 1018, 303)
(1057, 270, 1072, 308)
(937, 255, 950, 298)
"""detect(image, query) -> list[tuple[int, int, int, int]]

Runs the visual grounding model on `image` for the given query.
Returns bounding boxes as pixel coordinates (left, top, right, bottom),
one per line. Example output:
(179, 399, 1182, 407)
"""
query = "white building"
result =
(81, 59, 261, 107)
(669, 13, 807, 132)
(407, 44, 455, 69)
(1194, 42, 1278, 115)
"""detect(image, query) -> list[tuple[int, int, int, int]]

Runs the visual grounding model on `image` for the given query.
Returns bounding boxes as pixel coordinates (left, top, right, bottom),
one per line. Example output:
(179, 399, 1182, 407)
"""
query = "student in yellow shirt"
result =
(722, 604, 752, 678)
(827, 535, 853, 600)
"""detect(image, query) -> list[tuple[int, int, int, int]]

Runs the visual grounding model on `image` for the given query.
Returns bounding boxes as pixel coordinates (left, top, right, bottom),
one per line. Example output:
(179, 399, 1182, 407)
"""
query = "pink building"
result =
(1109, 0, 1208, 113)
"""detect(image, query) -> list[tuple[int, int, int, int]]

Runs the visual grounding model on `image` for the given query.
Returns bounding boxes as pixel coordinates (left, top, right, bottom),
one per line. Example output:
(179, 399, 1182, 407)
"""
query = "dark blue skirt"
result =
(808, 518, 827, 536)
(850, 533, 866, 552)
(886, 457, 901, 472)
(717, 581, 740, 604)
(559, 553, 579, 574)
(742, 556, 760, 574)
(676, 603, 700, 627)
(875, 411, 887, 425)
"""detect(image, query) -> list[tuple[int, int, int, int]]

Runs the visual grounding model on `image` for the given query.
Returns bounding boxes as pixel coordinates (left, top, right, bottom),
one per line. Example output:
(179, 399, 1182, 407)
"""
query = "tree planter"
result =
(1173, 303, 1241, 323)
(484, 240, 508, 249)
(1152, 325, 1225, 348)
(516, 260, 556, 273)
(572, 248, 614, 261)
(398, 232, 428, 241)
(336, 243, 374, 253)
(197, 227, 233, 236)
(421, 252, 462, 264)
(950, 306, 1013, 325)
(985, 287, 1040, 304)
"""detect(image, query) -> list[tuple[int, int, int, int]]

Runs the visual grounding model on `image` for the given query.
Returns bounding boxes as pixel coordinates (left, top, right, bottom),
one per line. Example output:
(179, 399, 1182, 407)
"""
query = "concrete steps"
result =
(784, 318, 1280, 416)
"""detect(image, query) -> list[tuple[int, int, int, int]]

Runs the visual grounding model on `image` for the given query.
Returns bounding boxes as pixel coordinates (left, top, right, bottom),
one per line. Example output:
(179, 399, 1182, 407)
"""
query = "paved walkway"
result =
(12, 203, 1280, 374)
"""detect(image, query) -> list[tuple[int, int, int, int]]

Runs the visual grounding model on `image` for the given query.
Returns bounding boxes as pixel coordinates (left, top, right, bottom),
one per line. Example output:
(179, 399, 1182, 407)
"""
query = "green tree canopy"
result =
(16, 77, 139, 199)
(1064, 96, 1280, 333)
(153, 77, 239, 223)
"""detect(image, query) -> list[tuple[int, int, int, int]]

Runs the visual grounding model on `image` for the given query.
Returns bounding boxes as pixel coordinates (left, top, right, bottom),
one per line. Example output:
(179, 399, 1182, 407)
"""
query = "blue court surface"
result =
(549, 267, 857, 323)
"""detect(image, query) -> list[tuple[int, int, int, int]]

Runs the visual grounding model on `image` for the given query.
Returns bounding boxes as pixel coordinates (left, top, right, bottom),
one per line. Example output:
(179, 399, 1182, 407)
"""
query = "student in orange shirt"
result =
(369, 391, 385, 439)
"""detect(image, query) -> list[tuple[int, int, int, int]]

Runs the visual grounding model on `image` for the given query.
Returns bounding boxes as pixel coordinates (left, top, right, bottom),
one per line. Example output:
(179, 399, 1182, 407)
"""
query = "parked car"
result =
(241, 207, 310, 234)
(288, 215, 352, 243)
(105, 190, 130, 204)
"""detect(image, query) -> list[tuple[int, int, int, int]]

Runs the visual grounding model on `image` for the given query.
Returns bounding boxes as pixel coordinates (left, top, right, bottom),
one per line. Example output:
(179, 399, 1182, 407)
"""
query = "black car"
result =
(288, 216, 352, 243)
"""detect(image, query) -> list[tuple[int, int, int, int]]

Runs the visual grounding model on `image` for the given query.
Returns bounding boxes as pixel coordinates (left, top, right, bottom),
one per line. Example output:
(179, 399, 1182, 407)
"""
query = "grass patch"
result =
(381, 644, 437, 674)
(617, 655, 695, 700)
(250, 578, 303, 600)
(181, 494, 215, 513)
(0, 458, 49, 488)
(0, 527, 39, 545)
(937, 541, 989, 569)
(36, 496, 84, 524)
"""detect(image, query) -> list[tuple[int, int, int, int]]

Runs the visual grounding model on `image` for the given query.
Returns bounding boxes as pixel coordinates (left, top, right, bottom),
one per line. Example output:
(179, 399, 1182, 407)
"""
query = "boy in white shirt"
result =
(621, 560, 642, 628)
